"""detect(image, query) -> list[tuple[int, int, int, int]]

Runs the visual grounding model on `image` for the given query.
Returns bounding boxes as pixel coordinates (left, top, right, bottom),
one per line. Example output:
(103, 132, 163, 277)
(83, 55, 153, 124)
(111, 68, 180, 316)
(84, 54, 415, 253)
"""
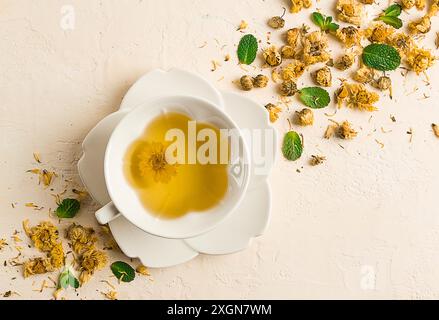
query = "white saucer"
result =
(78, 69, 277, 268)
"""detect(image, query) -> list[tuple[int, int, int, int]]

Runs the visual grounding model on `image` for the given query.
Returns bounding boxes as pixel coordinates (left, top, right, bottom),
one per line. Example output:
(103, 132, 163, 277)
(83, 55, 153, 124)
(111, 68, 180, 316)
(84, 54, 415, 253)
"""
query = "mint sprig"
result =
(311, 12, 339, 32)
(282, 132, 303, 161)
(376, 4, 403, 29)
(299, 87, 330, 109)
(237, 34, 258, 65)
(362, 43, 401, 71)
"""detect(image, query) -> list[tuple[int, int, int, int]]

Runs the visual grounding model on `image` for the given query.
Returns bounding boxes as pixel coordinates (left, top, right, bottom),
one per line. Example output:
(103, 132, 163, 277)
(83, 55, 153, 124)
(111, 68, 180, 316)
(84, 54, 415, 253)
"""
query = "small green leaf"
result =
(69, 274, 80, 289)
(111, 261, 135, 283)
(378, 16, 402, 29)
(55, 198, 80, 219)
(299, 87, 330, 109)
(58, 272, 70, 289)
(384, 3, 402, 17)
(311, 12, 325, 28)
(327, 23, 340, 32)
(282, 131, 303, 161)
(58, 266, 80, 290)
(362, 43, 401, 71)
(311, 12, 339, 32)
(237, 34, 258, 65)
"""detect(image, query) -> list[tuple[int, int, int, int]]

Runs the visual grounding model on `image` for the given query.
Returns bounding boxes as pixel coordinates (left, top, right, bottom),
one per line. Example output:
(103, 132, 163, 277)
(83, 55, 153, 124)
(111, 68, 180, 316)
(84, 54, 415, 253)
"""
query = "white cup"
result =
(95, 95, 251, 239)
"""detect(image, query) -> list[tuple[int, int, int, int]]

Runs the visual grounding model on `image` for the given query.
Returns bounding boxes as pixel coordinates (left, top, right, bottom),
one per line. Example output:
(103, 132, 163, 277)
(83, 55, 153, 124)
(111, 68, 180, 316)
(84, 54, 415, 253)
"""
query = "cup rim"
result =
(104, 94, 251, 239)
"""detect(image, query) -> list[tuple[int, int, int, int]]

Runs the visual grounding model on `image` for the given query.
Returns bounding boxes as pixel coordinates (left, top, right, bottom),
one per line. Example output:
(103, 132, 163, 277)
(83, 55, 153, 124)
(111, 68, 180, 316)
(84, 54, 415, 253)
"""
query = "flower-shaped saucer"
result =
(78, 69, 277, 268)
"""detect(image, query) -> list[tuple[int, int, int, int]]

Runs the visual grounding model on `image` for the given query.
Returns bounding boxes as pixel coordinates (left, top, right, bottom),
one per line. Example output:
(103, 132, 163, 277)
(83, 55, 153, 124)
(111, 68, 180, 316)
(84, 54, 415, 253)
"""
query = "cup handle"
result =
(95, 202, 121, 225)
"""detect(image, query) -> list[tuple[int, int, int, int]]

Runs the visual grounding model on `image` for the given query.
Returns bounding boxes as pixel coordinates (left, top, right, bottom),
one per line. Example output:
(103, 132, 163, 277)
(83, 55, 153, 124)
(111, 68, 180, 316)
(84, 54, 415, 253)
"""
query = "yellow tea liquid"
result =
(124, 112, 229, 219)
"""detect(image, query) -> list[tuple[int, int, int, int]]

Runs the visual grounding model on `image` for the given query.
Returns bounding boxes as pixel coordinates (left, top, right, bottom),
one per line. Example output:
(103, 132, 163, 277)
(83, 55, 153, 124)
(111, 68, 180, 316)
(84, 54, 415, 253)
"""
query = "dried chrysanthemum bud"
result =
(281, 60, 306, 81)
(302, 31, 331, 65)
(336, 0, 363, 26)
(387, 33, 413, 55)
(240, 75, 254, 91)
(335, 54, 355, 71)
(336, 82, 379, 111)
(265, 103, 282, 123)
(286, 28, 302, 47)
(402, 0, 416, 9)
(366, 24, 395, 43)
(373, 76, 392, 91)
(406, 46, 435, 74)
(263, 46, 282, 67)
(290, 0, 312, 13)
(253, 74, 269, 88)
(280, 80, 298, 96)
(338, 121, 358, 139)
(336, 26, 362, 48)
(408, 15, 431, 34)
(353, 65, 375, 83)
(324, 124, 338, 139)
(268, 9, 286, 29)
(432, 123, 439, 138)
(313, 66, 332, 87)
(296, 108, 314, 126)
(310, 155, 326, 166)
(281, 45, 296, 59)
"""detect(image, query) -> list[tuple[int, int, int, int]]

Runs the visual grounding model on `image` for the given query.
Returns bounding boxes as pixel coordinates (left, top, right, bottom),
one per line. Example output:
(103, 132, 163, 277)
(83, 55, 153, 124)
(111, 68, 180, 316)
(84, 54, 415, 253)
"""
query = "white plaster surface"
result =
(1, 0, 439, 299)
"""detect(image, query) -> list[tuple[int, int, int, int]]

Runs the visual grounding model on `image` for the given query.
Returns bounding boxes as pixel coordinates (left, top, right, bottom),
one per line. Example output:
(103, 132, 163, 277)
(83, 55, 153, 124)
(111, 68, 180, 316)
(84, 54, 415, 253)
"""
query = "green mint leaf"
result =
(55, 198, 80, 219)
(299, 87, 330, 109)
(362, 43, 401, 71)
(325, 16, 333, 24)
(237, 34, 258, 65)
(58, 271, 70, 289)
(327, 23, 340, 32)
(378, 16, 402, 29)
(384, 3, 402, 17)
(69, 273, 80, 289)
(111, 261, 135, 283)
(311, 12, 325, 28)
(282, 131, 303, 161)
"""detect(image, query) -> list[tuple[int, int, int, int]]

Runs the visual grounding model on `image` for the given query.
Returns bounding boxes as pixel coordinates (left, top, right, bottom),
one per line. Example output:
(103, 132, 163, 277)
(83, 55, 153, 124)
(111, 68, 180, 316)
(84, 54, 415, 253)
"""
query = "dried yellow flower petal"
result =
(237, 20, 248, 31)
(432, 124, 439, 138)
(23, 258, 53, 278)
(281, 45, 296, 59)
(310, 155, 326, 166)
(136, 265, 151, 276)
(265, 103, 282, 123)
(0, 239, 8, 251)
(102, 290, 118, 300)
(324, 124, 338, 139)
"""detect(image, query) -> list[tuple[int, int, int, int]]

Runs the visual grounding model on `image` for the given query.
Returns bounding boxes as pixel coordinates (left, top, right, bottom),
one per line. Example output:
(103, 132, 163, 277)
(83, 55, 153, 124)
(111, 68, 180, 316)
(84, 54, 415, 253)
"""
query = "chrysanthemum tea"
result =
(123, 112, 229, 219)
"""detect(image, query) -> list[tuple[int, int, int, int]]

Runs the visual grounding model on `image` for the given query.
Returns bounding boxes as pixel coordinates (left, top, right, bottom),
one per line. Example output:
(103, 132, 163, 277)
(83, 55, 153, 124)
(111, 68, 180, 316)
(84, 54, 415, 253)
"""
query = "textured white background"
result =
(1, 0, 439, 299)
